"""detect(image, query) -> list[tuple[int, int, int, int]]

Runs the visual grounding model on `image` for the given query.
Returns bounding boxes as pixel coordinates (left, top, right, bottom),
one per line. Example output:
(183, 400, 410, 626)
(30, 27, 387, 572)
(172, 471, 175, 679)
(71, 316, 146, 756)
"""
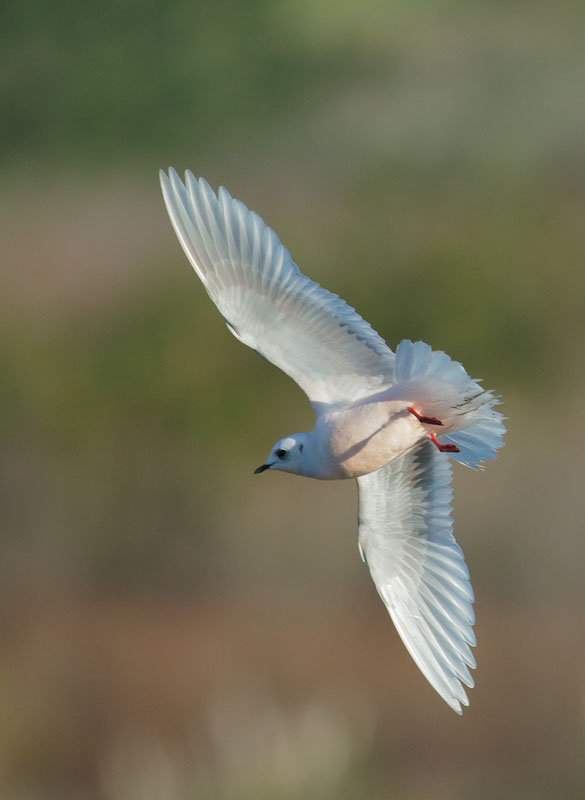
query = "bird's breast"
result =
(322, 401, 425, 478)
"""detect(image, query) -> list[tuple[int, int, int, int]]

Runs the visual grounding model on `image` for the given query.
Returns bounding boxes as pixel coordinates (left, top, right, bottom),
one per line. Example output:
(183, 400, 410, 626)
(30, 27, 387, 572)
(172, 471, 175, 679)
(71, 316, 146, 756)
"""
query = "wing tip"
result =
(159, 167, 171, 192)
(446, 683, 470, 715)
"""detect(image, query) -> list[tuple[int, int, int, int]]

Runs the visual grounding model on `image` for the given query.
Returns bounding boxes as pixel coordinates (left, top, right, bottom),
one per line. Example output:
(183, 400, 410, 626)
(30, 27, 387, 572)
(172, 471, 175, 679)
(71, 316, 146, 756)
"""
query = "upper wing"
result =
(357, 441, 476, 713)
(160, 169, 394, 409)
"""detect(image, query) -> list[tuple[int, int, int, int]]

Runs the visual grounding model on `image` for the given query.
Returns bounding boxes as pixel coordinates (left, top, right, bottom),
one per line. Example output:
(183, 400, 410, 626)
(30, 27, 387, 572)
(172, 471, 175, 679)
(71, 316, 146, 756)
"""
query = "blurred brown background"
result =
(2, 1, 585, 797)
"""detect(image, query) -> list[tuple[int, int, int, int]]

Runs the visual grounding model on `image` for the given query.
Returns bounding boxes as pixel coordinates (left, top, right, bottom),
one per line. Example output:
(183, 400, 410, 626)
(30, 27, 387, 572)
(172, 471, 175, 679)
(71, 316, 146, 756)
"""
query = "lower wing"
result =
(357, 440, 476, 713)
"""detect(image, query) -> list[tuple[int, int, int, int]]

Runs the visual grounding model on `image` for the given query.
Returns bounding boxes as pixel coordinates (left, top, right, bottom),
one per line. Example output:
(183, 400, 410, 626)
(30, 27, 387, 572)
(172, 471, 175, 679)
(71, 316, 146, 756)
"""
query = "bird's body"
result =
(159, 168, 505, 713)
(318, 399, 423, 479)
(298, 398, 426, 479)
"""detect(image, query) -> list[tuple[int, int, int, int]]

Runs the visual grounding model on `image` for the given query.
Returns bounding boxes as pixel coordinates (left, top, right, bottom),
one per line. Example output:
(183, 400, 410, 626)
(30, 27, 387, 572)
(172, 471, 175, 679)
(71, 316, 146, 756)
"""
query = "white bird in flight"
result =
(159, 168, 505, 714)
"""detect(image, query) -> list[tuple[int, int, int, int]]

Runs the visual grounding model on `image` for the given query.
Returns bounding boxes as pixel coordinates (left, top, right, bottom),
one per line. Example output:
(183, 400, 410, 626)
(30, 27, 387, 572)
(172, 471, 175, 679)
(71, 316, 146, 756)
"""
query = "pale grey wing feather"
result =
(357, 441, 476, 714)
(160, 169, 394, 408)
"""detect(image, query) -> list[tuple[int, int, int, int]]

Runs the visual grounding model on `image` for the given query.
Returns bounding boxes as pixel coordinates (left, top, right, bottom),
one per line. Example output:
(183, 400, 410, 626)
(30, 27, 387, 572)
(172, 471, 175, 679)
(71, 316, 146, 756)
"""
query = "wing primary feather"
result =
(194, 175, 232, 266)
(234, 198, 252, 269)
(185, 173, 225, 278)
(219, 186, 242, 259)
(162, 171, 210, 289)
(390, 606, 468, 711)
(415, 588, 476, 659)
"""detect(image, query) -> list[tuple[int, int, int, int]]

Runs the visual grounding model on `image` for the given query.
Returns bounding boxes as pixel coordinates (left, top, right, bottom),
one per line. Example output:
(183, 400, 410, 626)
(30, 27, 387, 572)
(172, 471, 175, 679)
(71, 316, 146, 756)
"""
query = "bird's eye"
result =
(276, 448, 287, 459)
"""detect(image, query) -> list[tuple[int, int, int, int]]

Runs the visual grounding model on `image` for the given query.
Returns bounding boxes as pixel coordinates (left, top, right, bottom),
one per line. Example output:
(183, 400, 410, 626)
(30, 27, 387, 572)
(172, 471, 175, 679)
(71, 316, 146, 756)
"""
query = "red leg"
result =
(407, 406, 443, 426)
(428, 431, 460, 453)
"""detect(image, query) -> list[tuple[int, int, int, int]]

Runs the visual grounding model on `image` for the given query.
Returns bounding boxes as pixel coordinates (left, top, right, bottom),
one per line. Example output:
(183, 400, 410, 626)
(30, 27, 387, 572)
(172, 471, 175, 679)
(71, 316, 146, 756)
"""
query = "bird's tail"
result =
(392, 339, 505, 469)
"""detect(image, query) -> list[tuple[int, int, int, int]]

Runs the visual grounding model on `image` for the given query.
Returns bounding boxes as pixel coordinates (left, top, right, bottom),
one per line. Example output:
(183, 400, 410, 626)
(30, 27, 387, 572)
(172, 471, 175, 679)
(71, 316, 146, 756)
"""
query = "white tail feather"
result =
(393, 340, 505, 469)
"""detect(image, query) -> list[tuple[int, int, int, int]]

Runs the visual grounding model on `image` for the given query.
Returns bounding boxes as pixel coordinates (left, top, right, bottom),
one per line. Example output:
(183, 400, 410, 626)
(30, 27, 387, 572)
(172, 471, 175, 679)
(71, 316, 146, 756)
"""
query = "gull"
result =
(159, 168, 505, 714)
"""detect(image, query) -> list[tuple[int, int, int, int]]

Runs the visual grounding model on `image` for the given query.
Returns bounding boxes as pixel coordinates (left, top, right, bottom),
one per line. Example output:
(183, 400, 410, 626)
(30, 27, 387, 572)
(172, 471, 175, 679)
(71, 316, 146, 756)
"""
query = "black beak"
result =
(254, 463, 271, 474)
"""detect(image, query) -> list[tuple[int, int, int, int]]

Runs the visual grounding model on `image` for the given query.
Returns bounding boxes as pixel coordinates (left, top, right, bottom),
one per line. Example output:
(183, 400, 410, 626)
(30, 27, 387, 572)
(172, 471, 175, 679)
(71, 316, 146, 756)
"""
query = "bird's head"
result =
(254, 434, 310, 477)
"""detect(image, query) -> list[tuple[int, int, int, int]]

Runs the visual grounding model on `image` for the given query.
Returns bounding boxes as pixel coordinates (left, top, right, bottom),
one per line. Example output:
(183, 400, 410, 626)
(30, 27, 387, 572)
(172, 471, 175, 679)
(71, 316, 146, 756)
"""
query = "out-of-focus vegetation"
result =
(2, 0, 355, 167)
(2, 1, 585, 798)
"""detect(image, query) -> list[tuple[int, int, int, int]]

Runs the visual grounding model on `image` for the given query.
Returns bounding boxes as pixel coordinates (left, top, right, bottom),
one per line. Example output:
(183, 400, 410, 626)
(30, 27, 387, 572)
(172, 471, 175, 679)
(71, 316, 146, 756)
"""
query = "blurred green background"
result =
(2, 0, 585, 797)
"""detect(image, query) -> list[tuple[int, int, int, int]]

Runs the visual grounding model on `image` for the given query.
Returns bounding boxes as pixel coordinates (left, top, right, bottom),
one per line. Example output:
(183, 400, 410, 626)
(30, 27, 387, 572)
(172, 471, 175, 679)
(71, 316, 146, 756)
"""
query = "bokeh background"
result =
(2, 1, 585, 797)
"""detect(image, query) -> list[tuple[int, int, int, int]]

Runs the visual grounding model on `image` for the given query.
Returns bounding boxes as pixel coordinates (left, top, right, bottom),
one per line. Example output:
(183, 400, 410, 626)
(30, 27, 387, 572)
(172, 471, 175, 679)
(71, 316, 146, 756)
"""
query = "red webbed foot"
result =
(407, 406, 443, 426)
(428, 431, 460, 453)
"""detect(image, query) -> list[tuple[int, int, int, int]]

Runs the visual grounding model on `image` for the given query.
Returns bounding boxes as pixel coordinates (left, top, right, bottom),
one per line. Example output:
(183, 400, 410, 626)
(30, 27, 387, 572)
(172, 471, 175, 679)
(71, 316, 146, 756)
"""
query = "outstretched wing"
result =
(357, 441, 476, 713)
(160, 169, 394, 409)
